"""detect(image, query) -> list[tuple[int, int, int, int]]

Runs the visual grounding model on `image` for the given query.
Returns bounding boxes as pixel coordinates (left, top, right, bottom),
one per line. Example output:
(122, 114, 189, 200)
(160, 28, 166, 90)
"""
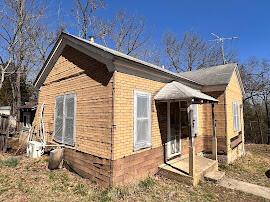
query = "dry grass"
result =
(220, 144, 270, 188)
(0, 144, 268, 202)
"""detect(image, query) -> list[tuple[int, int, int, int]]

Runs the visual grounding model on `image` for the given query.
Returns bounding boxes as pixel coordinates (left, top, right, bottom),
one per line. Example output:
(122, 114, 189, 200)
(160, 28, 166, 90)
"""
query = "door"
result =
(167, 101, 181, 158)
(23, 112, 31, 128)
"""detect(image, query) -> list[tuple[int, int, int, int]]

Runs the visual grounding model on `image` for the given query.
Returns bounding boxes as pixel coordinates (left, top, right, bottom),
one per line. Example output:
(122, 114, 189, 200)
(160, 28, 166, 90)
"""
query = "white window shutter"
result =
(64, 94, 75, 146)
(134, 91, 151, 150)
(236, 103, 240, 131)
(54, 96, 64, 142)
(233, 102, 240, 131)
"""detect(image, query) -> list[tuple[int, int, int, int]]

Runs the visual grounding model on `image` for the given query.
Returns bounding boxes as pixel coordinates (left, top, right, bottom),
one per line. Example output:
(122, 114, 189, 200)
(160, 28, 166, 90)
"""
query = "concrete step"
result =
(157, 164, 194, 186)
(204, 170, 225, 183)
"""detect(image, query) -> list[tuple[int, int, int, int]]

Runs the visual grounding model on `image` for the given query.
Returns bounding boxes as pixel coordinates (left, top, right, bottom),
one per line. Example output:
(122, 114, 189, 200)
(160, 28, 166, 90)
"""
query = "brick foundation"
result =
(112, 146, 164, 185)
(63, 146, 164, 187)
(63, 148, 112, 186)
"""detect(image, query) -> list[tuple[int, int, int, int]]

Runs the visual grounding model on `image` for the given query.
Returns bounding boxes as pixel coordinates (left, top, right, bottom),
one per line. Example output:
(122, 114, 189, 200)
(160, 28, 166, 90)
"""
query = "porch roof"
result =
(154, 81, 218, 102)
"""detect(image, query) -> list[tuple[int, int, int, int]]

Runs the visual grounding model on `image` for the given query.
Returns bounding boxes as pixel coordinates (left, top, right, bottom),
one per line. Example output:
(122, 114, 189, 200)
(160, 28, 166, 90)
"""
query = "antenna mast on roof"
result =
(209, 33, 239, 65)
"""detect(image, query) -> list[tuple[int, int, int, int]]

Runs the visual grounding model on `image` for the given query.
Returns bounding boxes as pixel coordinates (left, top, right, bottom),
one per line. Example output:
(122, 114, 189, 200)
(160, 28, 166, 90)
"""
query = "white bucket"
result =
(27, 141, 44, 158)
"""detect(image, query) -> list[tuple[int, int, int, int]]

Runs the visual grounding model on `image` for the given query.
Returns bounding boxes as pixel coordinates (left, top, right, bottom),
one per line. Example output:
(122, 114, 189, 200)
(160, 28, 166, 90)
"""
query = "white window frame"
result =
(133, 90, 152, 151)
(53, 93, 76, 146)
(233, 101, 240, 132)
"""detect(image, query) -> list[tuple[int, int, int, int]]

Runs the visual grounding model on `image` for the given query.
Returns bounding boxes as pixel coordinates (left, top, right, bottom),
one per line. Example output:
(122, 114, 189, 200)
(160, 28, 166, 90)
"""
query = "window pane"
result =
(64, 118, 74, 146)
(64, 94, 75, 146)
(54, 96, 64, 142)
(56, 97, 64, 117)
(137, 95, 148, 118)
(136, 119, 149, 145)
(66, 94, 75, 117)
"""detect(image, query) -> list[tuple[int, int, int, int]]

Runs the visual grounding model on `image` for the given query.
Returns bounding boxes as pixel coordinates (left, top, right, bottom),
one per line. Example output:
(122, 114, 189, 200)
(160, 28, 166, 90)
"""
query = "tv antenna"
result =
(209, 33, 239, 64)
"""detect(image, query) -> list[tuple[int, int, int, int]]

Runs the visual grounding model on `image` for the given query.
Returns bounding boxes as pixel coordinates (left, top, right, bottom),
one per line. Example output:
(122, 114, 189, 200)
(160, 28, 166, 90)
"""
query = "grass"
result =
(0, 144, 268, 201)
(220, 144, 270, 188)
(0, 157, 19, 168)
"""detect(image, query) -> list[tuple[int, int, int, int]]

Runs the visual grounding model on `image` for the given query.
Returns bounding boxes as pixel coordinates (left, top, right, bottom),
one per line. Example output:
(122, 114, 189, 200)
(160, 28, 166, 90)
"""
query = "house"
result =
(32, 32, 245, 186)
(18, 102, 37, 129)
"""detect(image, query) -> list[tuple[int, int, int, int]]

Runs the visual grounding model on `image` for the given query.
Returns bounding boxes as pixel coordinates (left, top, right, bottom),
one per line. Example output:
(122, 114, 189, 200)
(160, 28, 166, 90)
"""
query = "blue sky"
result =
(49, 0, 270, 63)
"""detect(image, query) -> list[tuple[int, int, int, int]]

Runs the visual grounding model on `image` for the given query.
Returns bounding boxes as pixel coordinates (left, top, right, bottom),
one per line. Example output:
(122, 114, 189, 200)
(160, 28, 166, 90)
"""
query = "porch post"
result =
(189, 103, 195, 177)
(211, 103, 218, 160)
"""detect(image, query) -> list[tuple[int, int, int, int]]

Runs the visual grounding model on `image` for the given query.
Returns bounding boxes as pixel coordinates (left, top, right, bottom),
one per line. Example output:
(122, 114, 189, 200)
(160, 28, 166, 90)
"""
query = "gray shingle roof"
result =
(178, 63, 237, 86)
(64, 33, 199, 85)
(154, 81, 218, 102)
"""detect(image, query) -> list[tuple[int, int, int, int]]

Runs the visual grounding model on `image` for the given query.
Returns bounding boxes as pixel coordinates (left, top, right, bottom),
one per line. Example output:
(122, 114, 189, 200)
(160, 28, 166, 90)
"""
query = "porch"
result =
(158, 155, 223, 186)
(155, 81, 223, 185)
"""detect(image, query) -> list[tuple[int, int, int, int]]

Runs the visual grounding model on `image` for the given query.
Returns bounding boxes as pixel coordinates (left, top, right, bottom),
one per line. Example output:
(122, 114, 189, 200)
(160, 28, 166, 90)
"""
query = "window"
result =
(233, 102, 240, 131)
(54, 93, 76, 146)
(134, 90, 151, 151)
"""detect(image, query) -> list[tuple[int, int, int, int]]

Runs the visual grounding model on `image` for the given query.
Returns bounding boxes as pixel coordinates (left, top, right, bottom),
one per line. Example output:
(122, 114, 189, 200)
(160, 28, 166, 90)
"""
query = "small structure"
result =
(32, 32, 245, 186)
(18, 102, 37, 129)
(0, 106, 11, 116)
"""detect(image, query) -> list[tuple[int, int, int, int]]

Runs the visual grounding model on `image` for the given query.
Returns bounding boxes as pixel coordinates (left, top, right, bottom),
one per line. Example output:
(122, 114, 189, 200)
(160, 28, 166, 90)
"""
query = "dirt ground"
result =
(0, 144, 269, 202)
(220, 144, 270, 188)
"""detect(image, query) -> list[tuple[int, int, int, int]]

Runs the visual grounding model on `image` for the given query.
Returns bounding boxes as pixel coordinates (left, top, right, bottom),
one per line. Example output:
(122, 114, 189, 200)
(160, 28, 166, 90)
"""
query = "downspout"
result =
(109, 71, 116, 187)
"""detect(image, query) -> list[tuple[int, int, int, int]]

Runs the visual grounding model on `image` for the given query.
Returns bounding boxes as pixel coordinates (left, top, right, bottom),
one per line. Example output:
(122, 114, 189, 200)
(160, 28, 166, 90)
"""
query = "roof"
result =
(178, 63, 237, 86)
(19, 102, 37, 111)
(154, 81, 218, 102)
(34, 32, 199, 88)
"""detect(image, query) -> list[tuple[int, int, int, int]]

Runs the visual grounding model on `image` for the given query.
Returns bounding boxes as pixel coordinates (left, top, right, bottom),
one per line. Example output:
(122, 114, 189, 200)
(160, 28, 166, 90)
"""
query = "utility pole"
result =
(209, 33, 239, 65)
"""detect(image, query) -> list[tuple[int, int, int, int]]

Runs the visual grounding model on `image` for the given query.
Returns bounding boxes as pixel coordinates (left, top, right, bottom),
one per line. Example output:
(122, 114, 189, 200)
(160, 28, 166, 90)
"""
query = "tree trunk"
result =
(0, 69, 4, 89)
(15, 69, 21, 130)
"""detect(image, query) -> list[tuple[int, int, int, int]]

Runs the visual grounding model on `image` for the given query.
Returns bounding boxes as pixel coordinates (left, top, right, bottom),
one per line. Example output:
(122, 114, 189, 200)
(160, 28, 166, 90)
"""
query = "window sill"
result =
(52, 139, 75, 147)
(133, 145, 152, 153)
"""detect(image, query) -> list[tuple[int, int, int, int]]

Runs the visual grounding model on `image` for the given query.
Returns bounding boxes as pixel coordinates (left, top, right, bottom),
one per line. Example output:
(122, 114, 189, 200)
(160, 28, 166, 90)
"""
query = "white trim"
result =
(133, 90, 152, 151)
(35, 38, 64, 88)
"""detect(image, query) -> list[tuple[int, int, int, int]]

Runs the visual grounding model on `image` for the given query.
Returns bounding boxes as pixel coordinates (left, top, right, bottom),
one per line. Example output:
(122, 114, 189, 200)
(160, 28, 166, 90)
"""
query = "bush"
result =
(0, 157, 19, 168)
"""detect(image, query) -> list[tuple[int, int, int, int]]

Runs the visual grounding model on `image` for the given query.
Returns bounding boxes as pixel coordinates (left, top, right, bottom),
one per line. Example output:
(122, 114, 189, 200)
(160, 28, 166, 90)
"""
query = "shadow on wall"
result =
(62, 45, 113, 86)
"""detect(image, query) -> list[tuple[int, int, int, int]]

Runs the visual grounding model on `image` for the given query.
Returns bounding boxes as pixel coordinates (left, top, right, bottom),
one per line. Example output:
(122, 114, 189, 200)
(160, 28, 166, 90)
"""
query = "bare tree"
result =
(0, 0, 56, 116)
(163, 31, 237, 72)
(241, 58, 270, 144)
(72, 0, 105, 39)
(94, 10, 152, 58)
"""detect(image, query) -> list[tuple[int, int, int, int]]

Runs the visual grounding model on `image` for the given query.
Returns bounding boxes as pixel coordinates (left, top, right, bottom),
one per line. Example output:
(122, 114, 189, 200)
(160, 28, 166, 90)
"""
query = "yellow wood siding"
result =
(33, 46, 113, 159)
(113, 72, 165, 160)
(225, 70, 244, 143)
(200, 91, 227, 138)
